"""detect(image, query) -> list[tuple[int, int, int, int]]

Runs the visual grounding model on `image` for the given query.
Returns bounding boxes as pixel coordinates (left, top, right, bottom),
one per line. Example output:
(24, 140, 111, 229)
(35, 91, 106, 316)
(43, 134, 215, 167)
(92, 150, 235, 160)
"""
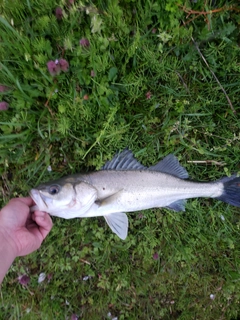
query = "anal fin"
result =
(166, 199, 186, 212)
(104, 212, 128, 240)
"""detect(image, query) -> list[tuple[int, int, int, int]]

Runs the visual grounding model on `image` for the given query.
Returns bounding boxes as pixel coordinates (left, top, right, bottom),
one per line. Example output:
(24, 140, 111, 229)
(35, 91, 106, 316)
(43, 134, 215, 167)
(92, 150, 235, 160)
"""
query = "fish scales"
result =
(78, 170, 222, 212)
(30, 149, 240, 240)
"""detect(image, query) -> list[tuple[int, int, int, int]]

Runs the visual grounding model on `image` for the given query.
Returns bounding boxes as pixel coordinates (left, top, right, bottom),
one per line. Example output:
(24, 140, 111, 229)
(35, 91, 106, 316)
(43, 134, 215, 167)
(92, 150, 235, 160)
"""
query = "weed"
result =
(1, 0, 240, 319)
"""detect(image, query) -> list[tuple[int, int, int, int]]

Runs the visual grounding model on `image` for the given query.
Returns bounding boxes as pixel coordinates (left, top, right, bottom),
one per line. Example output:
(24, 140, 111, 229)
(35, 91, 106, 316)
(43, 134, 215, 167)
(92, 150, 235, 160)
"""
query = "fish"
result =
(30, 149, 240, 240)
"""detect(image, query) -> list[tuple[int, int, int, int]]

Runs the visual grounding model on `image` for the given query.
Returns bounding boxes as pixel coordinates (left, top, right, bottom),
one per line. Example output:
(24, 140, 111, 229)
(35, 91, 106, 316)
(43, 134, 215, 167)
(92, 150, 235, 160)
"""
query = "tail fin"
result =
(216, 175, 240, 207)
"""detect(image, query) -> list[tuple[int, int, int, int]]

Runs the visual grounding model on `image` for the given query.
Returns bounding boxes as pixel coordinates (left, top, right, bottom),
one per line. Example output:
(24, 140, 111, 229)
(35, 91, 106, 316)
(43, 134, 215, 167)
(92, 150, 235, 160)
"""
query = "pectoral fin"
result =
(104, 212, 128, 240)
(99, 190, 123, 208)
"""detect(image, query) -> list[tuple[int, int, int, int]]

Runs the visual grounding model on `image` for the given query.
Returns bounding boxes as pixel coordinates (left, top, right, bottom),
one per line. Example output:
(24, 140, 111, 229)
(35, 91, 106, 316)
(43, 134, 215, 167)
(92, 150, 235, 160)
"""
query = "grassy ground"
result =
(1, 0, 240, 319)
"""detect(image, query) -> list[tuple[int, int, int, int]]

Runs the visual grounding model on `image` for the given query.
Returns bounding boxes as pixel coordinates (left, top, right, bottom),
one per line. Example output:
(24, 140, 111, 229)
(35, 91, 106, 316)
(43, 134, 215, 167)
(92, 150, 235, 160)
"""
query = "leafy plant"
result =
(1, 0, 240, 319)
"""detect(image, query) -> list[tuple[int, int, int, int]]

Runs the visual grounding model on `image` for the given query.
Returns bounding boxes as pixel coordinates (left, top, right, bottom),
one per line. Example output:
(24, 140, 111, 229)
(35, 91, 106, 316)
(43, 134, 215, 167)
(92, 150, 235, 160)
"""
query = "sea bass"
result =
(30, 149, 240, 240)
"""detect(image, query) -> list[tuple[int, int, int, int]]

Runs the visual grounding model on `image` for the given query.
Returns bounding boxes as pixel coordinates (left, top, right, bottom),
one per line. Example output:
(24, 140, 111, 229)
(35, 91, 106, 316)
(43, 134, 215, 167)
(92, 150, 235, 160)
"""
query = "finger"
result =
(18, 197, 35, 207)
(8, 197, 35, 209)
(1, 198, 32, 226)
(33, 211, 53, 239)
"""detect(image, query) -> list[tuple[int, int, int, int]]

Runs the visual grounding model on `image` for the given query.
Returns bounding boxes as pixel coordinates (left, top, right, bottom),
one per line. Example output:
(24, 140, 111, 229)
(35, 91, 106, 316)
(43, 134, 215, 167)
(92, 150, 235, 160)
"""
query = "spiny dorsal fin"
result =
(149, 154, 188, 179)
(102, 149, 146, 171)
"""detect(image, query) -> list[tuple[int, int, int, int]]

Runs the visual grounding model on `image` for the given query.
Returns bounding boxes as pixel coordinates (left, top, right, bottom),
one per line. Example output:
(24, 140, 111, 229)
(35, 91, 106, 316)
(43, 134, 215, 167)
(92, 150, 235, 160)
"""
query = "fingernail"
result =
(36, 211, 45, 217)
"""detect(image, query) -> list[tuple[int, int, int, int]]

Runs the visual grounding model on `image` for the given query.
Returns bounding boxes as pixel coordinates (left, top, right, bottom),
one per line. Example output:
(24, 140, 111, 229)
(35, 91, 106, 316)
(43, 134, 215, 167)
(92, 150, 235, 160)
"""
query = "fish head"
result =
(30, 179, 97, 218)
(30, 182, 75, 213)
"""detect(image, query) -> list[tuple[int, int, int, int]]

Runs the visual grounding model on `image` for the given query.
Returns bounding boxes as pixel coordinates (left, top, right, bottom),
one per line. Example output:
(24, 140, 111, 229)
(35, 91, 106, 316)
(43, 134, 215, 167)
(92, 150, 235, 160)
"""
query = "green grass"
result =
(1, 0, 240, 318)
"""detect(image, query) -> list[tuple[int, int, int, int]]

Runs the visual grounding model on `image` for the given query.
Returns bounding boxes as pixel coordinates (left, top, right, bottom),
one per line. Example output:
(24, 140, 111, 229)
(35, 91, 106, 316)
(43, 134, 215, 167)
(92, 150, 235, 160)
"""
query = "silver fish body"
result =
(30, 149, 240, 240)
(75, 170, 223, 214)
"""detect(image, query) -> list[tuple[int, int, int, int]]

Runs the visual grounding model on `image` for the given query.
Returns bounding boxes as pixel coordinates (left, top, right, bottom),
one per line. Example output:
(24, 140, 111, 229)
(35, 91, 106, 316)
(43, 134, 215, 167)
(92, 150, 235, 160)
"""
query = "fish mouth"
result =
(30, 189, 48, 212)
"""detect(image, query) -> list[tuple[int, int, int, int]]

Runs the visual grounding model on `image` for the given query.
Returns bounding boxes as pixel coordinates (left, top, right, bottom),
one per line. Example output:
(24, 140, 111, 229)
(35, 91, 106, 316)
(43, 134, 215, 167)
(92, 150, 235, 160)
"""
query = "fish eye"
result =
(48, 185, 60, 195)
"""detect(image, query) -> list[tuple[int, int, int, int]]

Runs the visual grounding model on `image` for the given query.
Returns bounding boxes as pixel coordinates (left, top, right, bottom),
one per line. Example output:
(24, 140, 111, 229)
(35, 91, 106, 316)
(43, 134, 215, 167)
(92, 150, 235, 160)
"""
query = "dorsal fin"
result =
(102, 149, 146, 171)
(149, 154, 188, 179)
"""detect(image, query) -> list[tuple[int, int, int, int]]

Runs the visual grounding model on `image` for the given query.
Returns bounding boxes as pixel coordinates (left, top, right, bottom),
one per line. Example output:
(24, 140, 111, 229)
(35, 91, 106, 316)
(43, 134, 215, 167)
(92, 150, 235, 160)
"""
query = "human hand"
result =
(0, 197, 53, 257)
